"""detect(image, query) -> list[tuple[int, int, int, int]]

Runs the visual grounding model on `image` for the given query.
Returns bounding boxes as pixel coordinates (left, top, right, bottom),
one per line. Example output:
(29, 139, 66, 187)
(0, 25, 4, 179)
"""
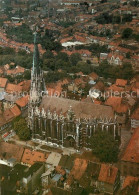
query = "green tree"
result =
(43, 50, 54, 59)
(90, 131, 119, 163)
(24, 70, 31, 80)
(70, 53, 81, 66)
(14, 118, 31, 141)
(56, 52, 69, 62)
(122, 28, 133, 39)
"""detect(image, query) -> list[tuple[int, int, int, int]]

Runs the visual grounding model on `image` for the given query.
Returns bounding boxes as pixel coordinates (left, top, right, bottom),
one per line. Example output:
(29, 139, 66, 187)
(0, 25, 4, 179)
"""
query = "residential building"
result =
(131, 107, 139, 129)
(97, 164, 120, 194)
(121, 127, 139, 177)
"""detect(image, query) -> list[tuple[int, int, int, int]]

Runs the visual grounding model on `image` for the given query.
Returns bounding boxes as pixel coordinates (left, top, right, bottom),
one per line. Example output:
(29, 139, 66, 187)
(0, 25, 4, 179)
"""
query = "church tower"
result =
(28, 32, 46, 133)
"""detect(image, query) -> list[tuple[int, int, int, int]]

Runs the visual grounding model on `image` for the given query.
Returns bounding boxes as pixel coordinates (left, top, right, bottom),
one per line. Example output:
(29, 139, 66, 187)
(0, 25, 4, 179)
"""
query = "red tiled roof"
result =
(0, 142, 24, 162)
(18, 80, 31, 92)
(66, 158, 88, 185)
(116, 79, 127, 87)
(6, 83, 22, 94)
(10, 105, 21, 117)
(98, 164, 118, 185)
(16, 95, 29, 108)
(0, 77, 8, 88)
(108, 84, 124, 92)
(122, 128, 139, 163)
(105, 97, 128, 113)
(6, 66, 25, 75)
(122, 176, 139, 189)
(131, 107, 139, 120)
(89, 72, 98, 80)
(21, 148, 47, 166)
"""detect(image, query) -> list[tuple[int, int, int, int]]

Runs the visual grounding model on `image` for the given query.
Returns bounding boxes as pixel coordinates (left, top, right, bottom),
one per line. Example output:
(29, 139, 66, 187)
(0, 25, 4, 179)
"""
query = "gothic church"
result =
(28, 34, 119, 150)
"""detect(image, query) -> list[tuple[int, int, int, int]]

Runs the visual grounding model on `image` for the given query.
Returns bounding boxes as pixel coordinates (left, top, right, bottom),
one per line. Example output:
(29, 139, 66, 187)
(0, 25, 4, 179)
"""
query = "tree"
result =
(14, 118, 31, 141)
(43, 50, 54, 59)
(70, 53, 81, 66)
(24, 70, 31, 80)
(56, 52, 69, 62)
(122, 28, 133, 39)
(90, 131, 119, 163)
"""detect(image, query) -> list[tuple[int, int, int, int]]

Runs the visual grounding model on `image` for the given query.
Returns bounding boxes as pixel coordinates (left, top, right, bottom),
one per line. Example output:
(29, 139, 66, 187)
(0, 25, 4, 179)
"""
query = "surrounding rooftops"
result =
(122, 127, 139, 163)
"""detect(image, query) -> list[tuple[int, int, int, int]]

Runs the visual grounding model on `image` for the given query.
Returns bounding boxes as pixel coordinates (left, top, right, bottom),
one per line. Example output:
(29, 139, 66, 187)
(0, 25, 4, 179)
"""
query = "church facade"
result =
(28, 34, 120, 150)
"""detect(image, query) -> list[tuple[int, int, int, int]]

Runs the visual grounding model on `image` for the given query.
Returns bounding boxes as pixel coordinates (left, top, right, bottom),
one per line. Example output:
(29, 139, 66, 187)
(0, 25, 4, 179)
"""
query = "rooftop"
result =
(0, 142, 24, 162)
(98, 164, 118, 185)
(122, 127, 139, 163)
(21, 148, 47, 166)
(0, 77, 8, 88)
(41, 96, 114, 119)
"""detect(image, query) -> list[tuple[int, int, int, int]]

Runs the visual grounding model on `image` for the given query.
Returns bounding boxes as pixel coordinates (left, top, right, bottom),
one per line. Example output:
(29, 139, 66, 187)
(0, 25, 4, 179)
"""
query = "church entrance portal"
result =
(64, 136, 76, 148)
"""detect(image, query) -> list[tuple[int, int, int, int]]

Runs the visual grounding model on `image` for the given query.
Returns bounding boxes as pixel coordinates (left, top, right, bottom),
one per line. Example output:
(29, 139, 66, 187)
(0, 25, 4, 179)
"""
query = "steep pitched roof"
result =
(0, 142, 24, 162)
(116, 79, 127, 87)
(66, 158, 88, 185)
(89, 72, 99, 80)
(6, 83, 22, 94)
(40, 96, 114, 119)
(10, 105, 21, 117)
(16, 95, 29, 108)
(0, 77, 8, 88)
(122, 176, 139, 189)
(122, 128, 139, 163)
(98, 164, 118, 185)
(131, 107, 139, 120)
(105, 97, 128, 114)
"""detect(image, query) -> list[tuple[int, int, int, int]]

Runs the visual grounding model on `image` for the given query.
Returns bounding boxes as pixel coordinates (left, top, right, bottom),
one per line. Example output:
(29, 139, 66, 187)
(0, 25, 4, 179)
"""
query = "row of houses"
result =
(0, 127, 139, 195)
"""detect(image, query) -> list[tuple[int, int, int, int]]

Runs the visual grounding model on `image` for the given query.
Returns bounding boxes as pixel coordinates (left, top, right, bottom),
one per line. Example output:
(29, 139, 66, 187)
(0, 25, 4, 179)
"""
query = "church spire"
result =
(32, 32, 40, 75)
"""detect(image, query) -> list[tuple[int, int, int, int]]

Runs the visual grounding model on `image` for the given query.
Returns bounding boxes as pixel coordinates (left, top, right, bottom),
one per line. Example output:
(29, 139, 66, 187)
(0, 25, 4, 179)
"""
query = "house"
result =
(0, 142, 24, 167)
(16, 95, 29, 111)
(58, 155, 74, 173)
(120, 176, 139, 194)
(0, 164, 27, 195)
(131, 107, 139, 129)
(6, 66, 25, 77)
(64, 158, 88, 190)
(105, 97, 129, 130)
(78, 161, 101, 190)
(121, 127, 139, 177)
(0, 105, 21, 132)
(3, 93, 19, 109)
(100, 53, 108, 62)
(97, 164, 120, 194)
(0, 77, 8, 92)
(108, 53, 124, 65)
(6, 83, 22, 94)
(20, 162, 45, 194)
(115, 79, 128, 87)
(21, 148, 48, 166)
(41, 166, 55, 187)
(88, 72, 99, 81)
(48, 166, 66, 187)
(18, 80, 31, 92)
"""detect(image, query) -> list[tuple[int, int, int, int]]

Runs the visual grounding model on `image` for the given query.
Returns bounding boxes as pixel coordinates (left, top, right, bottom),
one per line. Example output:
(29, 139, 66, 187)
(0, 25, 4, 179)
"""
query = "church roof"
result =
(40, 96, 114, 119)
